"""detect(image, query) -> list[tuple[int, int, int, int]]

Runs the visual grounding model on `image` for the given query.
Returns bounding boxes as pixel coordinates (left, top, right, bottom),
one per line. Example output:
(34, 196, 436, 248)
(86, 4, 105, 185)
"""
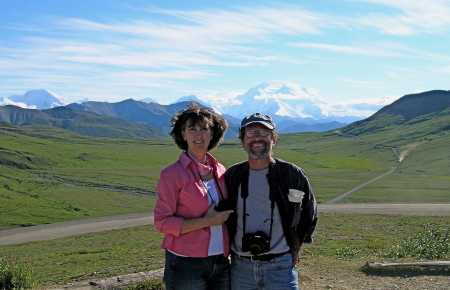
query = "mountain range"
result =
(66, 99, 240, 140)
(1, 87, 449, 141)
(0, 84, 363, 133)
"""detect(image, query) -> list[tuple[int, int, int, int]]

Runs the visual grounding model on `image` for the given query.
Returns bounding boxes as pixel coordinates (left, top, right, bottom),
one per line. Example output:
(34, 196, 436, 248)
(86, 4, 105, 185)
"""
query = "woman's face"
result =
(182, 120, 213, 154)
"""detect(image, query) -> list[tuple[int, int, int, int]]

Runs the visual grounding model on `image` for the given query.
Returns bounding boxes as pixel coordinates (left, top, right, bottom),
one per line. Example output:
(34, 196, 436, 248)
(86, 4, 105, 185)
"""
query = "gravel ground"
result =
(49, 264, 450, 289)
(299, 266, 450, 290)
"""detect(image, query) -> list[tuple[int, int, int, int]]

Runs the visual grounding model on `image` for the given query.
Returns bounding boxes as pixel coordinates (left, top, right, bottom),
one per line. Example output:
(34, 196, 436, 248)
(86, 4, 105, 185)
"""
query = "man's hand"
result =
(292, 245, 301, 267)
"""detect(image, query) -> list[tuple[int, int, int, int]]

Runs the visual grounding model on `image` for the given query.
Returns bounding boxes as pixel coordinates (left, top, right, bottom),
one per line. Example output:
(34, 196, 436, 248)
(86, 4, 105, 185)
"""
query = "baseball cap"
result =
(240, 113, 275, 130)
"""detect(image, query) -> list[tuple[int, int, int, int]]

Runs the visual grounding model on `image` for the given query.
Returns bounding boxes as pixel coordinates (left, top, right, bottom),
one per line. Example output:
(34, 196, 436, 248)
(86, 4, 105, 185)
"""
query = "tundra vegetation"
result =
(0, 122, 449, 289)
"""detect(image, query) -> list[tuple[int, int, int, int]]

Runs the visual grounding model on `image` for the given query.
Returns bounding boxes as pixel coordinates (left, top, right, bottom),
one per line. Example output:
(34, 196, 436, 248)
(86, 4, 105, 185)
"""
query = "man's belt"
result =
(240, 251, 290, 262)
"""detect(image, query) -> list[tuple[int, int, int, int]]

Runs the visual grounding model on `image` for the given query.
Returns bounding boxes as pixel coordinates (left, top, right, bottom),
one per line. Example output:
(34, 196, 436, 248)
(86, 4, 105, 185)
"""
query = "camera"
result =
(214, 199, 233, 212)
(242, 231, 271, 255)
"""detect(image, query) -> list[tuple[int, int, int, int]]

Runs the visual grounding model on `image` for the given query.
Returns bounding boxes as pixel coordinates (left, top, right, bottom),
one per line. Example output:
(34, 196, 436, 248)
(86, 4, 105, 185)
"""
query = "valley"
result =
(0, 90, 449, 288)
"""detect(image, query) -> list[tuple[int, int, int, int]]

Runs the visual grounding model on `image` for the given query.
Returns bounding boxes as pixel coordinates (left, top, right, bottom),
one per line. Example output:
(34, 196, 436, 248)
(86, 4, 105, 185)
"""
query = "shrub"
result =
(383, 223, 450, 259)
(0, 252, 35, 289)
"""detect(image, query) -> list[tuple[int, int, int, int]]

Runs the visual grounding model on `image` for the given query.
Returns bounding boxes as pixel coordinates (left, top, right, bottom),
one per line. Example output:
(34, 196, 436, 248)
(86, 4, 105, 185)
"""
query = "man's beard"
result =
(247, 141, 272, 159)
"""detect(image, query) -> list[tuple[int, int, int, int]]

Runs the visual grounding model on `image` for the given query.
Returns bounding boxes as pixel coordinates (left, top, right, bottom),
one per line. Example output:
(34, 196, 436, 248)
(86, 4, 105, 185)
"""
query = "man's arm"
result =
(296, 167, 318, 237)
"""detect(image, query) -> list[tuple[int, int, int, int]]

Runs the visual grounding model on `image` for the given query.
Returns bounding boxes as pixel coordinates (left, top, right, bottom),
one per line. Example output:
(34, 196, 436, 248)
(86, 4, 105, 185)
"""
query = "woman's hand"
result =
(203, 202, 233, 227)
(179, 202, 233, 234)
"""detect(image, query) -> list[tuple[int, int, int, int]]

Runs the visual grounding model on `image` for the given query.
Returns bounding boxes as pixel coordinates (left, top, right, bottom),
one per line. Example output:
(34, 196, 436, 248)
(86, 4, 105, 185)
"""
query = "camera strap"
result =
(241, 174, 275, 241)
(186, 151, 225, 203)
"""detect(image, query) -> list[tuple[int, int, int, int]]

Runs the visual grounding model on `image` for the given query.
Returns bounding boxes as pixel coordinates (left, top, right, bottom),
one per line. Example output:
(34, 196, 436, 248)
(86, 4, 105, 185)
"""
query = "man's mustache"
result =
(250, 141, 267, 146)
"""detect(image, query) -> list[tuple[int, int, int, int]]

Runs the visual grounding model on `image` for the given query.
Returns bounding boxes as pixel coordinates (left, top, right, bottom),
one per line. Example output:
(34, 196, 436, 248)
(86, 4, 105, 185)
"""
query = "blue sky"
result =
(1, 0, 450, 109)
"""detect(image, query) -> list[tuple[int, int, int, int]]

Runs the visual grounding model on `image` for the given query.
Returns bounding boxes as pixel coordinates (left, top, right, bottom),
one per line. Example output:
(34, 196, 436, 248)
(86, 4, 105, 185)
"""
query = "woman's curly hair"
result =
(170, 102, 228, 151)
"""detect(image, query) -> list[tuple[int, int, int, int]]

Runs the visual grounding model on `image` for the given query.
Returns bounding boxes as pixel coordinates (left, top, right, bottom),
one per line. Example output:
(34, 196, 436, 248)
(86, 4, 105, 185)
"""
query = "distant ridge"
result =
(376, 90, 450, 121)
(67, 99, 240, 140)
(0, 105, 166, 139)
(67, 99, 187, 136)
(342, 90, 450, 135)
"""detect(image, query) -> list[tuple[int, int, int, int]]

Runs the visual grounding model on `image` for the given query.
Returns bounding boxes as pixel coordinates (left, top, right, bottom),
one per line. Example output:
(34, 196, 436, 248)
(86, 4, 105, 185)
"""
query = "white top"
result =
(203, 179, 224, 255)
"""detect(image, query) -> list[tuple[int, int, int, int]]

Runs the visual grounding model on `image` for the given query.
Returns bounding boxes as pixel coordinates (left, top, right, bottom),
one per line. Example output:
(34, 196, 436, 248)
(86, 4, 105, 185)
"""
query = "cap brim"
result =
(240, 120, 274, 130)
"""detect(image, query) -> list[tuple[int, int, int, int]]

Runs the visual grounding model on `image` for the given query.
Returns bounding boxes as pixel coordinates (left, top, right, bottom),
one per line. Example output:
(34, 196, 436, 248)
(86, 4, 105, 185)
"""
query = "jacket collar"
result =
(179, 151, 218, 169)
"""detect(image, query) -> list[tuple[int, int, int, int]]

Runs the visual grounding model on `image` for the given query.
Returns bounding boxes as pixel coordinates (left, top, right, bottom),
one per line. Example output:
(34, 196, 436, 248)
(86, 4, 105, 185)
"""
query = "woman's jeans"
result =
(230, 252, 299, 290)
(163, 250, 231, 290)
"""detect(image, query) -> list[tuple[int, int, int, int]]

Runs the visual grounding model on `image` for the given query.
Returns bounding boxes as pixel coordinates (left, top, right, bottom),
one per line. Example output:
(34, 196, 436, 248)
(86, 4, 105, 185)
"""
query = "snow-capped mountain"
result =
(5, 89, 70, 109)
(211, 83, 328, 121)
(208, 83, 366, 126)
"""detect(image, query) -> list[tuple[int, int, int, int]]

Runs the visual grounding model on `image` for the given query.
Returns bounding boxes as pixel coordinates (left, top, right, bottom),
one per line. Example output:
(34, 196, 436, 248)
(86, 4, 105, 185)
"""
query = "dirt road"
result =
(2, 203, 450, 246)
(0, 212, 153, 246)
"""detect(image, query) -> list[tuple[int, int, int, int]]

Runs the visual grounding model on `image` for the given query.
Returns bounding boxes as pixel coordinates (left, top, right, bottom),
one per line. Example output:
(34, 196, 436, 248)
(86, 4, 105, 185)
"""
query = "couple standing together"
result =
(154, 103, 318, 290)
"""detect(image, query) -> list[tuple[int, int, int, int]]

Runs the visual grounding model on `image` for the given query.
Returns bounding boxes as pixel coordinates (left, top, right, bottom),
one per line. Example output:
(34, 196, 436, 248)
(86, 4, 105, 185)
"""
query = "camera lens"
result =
(250, 245, 263, 255)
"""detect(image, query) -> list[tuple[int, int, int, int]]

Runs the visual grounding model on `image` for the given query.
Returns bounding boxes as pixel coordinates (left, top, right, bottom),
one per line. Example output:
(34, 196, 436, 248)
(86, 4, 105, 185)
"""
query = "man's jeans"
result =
(163, 250, 231, 290)
(230, 253, 299, 290)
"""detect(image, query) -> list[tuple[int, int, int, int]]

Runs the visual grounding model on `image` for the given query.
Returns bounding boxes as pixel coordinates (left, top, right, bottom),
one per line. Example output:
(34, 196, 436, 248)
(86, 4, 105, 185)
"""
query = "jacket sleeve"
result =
(153, 165, 184, 237)
(296, 167, 318, 244)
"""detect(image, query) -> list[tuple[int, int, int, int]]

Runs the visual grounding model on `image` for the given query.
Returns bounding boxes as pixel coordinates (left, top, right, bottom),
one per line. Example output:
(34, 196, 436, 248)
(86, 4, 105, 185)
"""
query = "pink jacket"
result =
(154, 151, 230, 257)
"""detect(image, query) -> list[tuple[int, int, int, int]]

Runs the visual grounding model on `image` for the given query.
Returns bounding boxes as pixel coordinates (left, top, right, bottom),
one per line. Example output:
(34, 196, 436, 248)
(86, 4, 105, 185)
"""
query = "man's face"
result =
(241, 123, 276, 159)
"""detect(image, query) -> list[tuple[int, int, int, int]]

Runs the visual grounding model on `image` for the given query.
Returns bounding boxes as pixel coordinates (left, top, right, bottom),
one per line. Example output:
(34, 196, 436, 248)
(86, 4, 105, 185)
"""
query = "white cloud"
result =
(341, 78, 383, 89)
(291, 42, 405, 57)
(322, 95, 396, 118)
(0, 97, 36, 109)
(437, 66, 450, 73)
(387, 72, 398, 78)
(2, 1, 450, 104)
(1, 5, 335, 102)
(321, 94, 401, 117)
(350, 0, 450, 35)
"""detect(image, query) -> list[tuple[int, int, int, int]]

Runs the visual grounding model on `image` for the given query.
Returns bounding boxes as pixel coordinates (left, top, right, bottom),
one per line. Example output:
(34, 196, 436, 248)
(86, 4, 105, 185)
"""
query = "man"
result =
(225, 113, 318, 290)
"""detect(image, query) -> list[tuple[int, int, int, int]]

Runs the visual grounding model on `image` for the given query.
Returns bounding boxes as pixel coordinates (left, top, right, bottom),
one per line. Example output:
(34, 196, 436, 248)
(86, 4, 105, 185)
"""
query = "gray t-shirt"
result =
(231, 168, 289, 255)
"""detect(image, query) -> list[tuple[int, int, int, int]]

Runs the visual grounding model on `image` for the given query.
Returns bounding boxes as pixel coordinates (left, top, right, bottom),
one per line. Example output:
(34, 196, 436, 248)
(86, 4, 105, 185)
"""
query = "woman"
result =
(154, 103, 233, 290)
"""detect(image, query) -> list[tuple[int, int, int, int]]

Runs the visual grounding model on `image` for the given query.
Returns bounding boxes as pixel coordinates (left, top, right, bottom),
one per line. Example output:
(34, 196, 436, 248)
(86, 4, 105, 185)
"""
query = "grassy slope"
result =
(1, 120, 449, 231)
(0, 125, 174, 229)
(338, 106, 450, 202)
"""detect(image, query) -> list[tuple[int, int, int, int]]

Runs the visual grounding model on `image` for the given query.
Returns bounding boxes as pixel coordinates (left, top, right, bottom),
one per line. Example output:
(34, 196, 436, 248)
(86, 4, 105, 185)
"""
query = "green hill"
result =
(339, 90, 450, 176)
(271, 90, 449, 203)
(341, 90, 450, 139)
